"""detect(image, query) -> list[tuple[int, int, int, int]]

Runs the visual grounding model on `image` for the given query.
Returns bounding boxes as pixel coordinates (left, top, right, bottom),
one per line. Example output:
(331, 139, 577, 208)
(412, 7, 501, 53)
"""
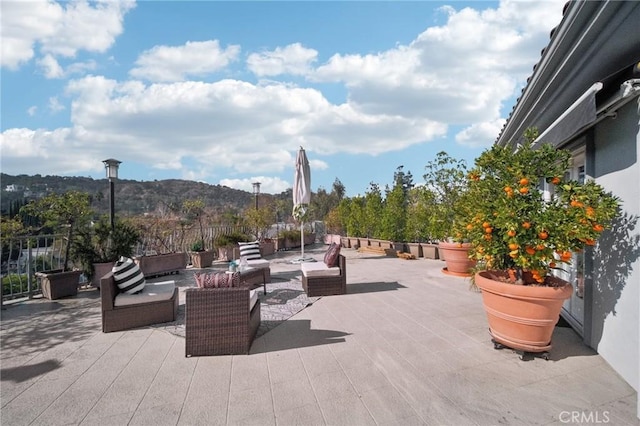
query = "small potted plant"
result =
(214, 232, 249, 261)
(454, 129, 619, 354)
(20, 191, 92, 299)
(183, 199, 215, 268)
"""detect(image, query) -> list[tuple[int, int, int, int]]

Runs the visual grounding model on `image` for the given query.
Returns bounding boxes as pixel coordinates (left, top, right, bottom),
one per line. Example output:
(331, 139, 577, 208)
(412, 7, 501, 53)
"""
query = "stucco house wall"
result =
(588, 100, 639, 392)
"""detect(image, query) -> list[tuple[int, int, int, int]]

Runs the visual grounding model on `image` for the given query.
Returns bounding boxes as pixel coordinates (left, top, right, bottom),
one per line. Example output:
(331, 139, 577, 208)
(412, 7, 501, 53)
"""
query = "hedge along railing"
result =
(137, 225, 254, 256)
(1, 234, 80, 303)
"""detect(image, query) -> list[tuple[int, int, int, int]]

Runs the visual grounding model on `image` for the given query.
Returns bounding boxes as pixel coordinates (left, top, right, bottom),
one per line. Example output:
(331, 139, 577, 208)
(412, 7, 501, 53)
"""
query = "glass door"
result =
(555, 150, 586, 333)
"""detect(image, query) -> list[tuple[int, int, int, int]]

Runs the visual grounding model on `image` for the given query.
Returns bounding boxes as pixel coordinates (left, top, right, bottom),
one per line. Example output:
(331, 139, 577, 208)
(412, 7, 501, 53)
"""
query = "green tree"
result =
(423, 152, 468, 240)
(363, 183, 383, 238)
(20, 191, 93, 270)
(182, 199, 208, 250)
(405, 186, 437, 242)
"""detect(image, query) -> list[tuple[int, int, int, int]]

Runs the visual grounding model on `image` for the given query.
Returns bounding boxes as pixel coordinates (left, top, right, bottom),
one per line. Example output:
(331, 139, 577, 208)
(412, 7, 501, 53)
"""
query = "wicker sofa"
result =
(100, 272, 179, 333)
(301, 254, 347, 297)
(185, 285, 261, 356)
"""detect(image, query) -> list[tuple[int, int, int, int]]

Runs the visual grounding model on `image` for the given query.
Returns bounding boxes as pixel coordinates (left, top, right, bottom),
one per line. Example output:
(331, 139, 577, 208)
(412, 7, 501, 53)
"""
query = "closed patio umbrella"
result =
(292, 147, 313, 262)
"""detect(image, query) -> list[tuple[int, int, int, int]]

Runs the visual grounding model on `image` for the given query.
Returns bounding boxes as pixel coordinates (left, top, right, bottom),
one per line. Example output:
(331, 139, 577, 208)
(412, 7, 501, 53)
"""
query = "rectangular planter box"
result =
(422, 243, 439, 260)
(260, 241, 275, 257)
(341, 237, 350, 248)
(191, 250, 216, 268)
(136, 252, 187, 277)
(36, 270, 82, 300)
(406, 243, 423, 258)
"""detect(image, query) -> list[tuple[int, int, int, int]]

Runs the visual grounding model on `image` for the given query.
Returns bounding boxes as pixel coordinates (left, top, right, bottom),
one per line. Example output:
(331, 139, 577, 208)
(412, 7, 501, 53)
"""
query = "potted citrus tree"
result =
(455, 129, 619, 355)
(20, 191, 92, 299)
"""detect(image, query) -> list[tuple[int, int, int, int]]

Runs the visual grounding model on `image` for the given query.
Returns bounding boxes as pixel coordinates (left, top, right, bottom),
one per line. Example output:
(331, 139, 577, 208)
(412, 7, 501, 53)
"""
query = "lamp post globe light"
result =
(252, 181, 261, 210)
(102, 158, 121, 231)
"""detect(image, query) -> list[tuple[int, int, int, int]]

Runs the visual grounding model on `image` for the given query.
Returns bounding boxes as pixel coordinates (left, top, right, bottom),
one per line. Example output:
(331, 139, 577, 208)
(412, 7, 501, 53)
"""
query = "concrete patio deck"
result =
(1, 245, 637, 425)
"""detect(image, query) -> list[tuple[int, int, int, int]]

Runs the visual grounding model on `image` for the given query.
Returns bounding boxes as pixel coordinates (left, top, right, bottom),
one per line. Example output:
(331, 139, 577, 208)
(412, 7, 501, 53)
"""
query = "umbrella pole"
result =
(301, 222, 304, 259)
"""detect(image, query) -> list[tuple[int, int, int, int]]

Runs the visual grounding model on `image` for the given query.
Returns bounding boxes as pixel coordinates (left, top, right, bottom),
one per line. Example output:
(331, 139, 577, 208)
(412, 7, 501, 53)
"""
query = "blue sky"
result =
(1, 0, 566, 197)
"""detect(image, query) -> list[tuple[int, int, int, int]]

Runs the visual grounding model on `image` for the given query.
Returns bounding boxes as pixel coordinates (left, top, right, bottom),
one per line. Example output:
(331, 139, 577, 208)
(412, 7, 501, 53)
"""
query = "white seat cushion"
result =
(249, 289, 258, 312)
(301, 262, 341, 278)
(246, 259, 270, 269)
(114, 280, 175, 307)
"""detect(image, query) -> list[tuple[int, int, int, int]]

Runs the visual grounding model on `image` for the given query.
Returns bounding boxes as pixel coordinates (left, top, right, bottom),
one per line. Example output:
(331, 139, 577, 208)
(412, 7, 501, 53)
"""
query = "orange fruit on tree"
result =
(508, 243, 519, 250)
(482, 221, 491, 228)
(522, 221, 531, 229)
(483, 234, 492, 241)
(507, 229, 516, 237)
(484, 227, 493, 234)
(538, 231, 548, 240)
(549, 261, 556, 268)
(466, 224, 473, 230)
(536, 244, 545, 251)
(519, 177, 529, 186)
(504, 186, 513, 193)
(585, 238, 596, 246)
(519, 186, 529, 194)
(593, 224, 604, 232)
(551, 176, 561, 185)
(525, 246, 536, 255)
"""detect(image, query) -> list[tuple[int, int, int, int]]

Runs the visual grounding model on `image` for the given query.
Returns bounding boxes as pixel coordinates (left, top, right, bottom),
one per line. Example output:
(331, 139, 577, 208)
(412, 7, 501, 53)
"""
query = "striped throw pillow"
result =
(238, 241, 262, 260)
(112, 256, 146, 294)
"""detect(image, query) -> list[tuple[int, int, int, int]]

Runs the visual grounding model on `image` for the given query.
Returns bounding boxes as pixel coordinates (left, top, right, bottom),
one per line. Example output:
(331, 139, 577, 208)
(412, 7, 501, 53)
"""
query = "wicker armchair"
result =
(302, 254, 347, 297)
(100, 272, 179, 333)
(185, 285, 261, 357)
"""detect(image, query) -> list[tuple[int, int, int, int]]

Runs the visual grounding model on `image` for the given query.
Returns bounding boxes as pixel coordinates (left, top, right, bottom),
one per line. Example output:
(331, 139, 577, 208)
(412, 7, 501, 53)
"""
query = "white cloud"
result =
(311, 0, 564, 126)
(247, 43, 318, 77)
(219, 177, 291, 194)
(455, 118, 507, 147)
(1, 0, 135, 69)
(48, 97, 66, 113)
(129, 40, 241, 82)
(27, 106, 38, 117)
(37, 54, 64, 79)
(1, 0, 567, 184)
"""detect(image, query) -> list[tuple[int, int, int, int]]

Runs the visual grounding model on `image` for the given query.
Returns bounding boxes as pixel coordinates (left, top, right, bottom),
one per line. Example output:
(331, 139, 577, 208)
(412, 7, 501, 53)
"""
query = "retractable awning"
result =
(534, 82, 603, 146)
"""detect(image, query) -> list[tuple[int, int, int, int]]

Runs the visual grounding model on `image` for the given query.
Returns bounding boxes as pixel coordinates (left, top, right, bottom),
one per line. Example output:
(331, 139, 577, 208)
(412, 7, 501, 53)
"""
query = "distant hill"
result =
(0, 173, 280, 217)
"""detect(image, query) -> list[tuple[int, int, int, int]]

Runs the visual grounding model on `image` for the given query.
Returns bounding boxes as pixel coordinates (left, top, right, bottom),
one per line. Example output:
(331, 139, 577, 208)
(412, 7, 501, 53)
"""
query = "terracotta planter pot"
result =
(438, 242, 475, 276)
(36, 270, 82, 300)
(191, 250, 216, 268)
(475, 270, 573, 353)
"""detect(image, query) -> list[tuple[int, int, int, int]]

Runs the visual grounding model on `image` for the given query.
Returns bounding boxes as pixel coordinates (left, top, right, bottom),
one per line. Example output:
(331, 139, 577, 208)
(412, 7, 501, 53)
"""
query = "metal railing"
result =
(1, 234, 71, 303)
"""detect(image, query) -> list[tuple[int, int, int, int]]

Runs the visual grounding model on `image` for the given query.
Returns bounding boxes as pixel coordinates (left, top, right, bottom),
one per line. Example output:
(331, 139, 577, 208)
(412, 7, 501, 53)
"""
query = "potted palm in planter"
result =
(20, 191, 92, 299)
(422, 152, 473, 275)
(72, 216, 141, 287)
(455, 129, 619, 355)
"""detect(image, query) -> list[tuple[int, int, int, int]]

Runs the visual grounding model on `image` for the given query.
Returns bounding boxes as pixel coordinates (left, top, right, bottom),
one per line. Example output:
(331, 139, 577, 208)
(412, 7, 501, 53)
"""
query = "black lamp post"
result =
(102, 158, 121, 231)
(252, 181, 261, 210)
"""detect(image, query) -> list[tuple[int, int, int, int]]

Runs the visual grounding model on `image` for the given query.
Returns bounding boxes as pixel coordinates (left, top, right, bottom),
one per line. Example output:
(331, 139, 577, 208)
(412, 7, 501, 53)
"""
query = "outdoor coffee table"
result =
(238, 267, 268, 294)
